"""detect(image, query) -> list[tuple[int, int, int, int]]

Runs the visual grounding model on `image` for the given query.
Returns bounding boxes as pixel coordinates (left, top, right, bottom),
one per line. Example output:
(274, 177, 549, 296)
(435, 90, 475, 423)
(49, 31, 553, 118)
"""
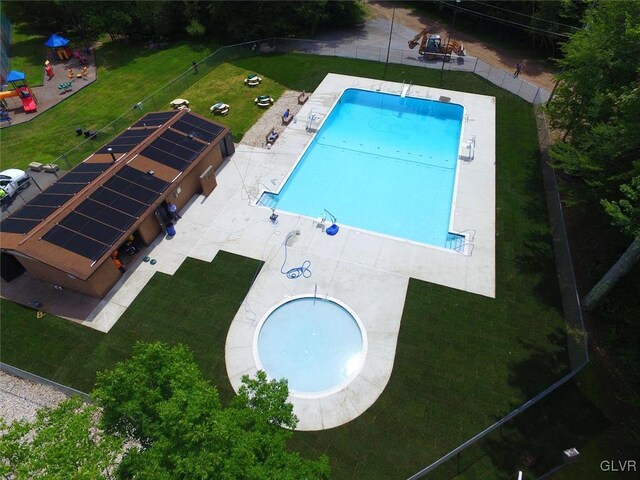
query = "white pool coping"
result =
(223, 74, 495, 430)
(83, 73, 495, 430)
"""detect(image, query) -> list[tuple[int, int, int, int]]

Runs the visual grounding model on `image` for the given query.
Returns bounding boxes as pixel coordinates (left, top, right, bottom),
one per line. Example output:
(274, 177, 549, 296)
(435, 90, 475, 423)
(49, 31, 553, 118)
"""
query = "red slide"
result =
(16, 87, 37, 112)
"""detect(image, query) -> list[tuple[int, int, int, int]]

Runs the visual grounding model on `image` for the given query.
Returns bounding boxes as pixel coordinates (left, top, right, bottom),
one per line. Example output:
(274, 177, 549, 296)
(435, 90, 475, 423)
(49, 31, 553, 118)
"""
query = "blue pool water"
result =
(257, 298, 364, 394)
(261, 88, 464, 247)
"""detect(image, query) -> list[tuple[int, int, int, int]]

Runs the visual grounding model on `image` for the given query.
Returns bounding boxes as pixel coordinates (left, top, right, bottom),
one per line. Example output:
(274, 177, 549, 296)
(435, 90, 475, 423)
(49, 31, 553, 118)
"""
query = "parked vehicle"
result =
(0, 169, 31, 203)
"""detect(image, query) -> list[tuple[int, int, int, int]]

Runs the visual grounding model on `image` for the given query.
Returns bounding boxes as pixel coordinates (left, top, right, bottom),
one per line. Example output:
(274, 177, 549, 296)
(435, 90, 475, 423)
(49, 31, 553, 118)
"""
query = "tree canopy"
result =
(0, 396, 125, 479)
(546, 1, 640, 309)
(93, 342, 330, 479)
(1, 0, 367, 42)
(547, 0, 640, 202)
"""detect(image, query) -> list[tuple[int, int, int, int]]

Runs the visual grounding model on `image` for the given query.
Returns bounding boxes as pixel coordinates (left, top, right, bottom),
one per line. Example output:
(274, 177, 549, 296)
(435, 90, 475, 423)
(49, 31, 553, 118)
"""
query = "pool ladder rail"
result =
(306, 110, 323, 132)
(401, 81, 412, 98)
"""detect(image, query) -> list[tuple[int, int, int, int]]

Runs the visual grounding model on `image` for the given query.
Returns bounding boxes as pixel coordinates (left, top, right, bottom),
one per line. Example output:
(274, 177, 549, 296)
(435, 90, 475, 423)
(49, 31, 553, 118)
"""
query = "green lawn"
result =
(0, 39, 217, 170)
(5, 25, 46, 87)
(0, 40, 618, 480)
(0, 252, 261, 397)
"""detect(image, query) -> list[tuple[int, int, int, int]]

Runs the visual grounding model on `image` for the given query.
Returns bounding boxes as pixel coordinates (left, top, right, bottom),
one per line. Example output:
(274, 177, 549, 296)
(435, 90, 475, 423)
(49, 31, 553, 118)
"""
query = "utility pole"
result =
(441, 0, 461, 87)
(383, 2, 396, 79)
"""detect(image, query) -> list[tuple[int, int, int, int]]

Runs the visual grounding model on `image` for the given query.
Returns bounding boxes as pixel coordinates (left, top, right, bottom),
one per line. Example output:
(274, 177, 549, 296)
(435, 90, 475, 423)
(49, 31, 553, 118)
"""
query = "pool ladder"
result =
(306, 110, 322, 132)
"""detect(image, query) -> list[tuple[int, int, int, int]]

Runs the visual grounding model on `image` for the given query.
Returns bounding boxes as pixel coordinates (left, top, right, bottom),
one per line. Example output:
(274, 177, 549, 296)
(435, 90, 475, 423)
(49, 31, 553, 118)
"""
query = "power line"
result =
(469, 0, 582, 31)
(430, 0, 572, 38)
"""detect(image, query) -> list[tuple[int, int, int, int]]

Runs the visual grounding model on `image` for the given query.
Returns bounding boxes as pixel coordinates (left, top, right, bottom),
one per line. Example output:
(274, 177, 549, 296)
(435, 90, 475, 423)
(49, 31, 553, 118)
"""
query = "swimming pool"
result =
(261, 88, 465, 248)
(254, 296, 366, 396)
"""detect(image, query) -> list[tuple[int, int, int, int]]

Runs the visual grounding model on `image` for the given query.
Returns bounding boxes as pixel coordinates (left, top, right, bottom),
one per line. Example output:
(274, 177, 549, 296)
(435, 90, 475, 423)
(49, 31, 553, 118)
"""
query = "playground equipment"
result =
(408, 29, 465, 60)
(45, 33, 72, 60)
(254, 95, 273, 108)
(244, 74, 262, 86)
(0, 70, 37, 113)
(44, 61, 54, 79)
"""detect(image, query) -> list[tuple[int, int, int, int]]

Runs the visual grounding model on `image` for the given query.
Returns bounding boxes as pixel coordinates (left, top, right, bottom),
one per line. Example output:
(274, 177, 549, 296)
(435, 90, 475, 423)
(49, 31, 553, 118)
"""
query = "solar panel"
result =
(11, 205, 58, 220)
(71, 163, 111, 174)
(44, 182, 87, 195)
(120, 129, 152, 138)
(96, 144, 131, 154)
(102, 177, 159, 205)
(160, 130, 206, 153)
(182, 113, 225, 137)
(116, 165, 170, 193)
(140, 145, 190, 171)
(75, 199, 137, 231)
(59, 212, 124, 245)
(108, 137, 143, 146)
(132, 111, 178, 128)
(0, 217, 41, 234)
(90, 187, 148, 217)
(42, 225, 110, 261)
(60, 171, 102, 184)
(151, 137, 198, 163)
(27, 193, 73, 208)
(172, 120, 216, 143)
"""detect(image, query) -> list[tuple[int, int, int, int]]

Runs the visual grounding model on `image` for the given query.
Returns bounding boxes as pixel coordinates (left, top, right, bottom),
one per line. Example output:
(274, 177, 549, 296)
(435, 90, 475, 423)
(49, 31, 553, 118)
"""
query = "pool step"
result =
(258, 192, 278, 209)
(445, 233, 465, 252)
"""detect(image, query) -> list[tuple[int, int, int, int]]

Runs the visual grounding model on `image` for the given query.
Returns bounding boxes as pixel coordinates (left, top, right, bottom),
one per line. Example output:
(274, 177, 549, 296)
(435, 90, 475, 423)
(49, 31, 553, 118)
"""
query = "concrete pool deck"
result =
(79, 73, 495, 430)
(222, 74, 495, 430)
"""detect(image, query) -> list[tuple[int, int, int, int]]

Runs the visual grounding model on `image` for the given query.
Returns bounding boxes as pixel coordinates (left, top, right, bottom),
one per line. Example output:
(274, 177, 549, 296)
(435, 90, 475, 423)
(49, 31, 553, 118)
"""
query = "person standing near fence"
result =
(192, 60, 198, 74)
(513, 62, 523, 77)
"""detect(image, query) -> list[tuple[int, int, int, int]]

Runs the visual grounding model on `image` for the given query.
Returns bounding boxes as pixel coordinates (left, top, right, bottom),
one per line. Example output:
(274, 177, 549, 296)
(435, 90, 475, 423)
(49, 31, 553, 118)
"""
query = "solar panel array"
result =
(42, 165, 170, 261)
(140, 119, 210, 172)
(0, 163, 111, 235)
(96, 112, 179, 155)
(96, 129, 153, 154)
(2, 110, 226, 263)
(132, 111, 178, 129)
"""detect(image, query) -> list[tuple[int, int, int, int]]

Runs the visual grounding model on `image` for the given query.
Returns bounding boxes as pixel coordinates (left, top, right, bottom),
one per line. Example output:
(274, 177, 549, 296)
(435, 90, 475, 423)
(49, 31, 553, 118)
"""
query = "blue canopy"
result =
(44, 34, 70, 48)
(6, 70, 25, 82)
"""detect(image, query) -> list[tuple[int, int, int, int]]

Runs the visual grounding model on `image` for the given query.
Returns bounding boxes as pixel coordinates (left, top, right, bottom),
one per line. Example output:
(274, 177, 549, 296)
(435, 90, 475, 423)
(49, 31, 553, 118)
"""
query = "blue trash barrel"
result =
(165, 222, 176, 236)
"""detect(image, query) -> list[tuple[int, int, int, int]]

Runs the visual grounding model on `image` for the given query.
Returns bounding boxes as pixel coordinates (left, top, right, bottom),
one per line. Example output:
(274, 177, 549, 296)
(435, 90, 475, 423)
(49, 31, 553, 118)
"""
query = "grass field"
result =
(0, 34, 625, 480)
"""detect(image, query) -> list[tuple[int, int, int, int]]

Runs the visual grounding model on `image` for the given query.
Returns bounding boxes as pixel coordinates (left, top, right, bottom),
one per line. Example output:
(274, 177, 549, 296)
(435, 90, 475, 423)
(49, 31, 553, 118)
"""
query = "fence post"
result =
(500, 70, 507, 87)
(533, 87, 541, 105)
(61, 154, 72, 170)
(474, 56, 478, 73)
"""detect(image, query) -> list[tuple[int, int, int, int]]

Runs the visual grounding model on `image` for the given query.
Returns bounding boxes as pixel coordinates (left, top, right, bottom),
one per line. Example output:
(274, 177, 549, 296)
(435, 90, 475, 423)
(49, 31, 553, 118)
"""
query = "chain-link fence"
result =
(48, 36, 550, 171)
(404, 109, 588, 480)
(40, 36, 585, 479)
(271, 37, 548, 104)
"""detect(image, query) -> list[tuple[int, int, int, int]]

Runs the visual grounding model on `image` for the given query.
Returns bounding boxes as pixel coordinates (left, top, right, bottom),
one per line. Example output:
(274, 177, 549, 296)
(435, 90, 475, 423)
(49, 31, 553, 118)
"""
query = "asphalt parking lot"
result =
(1, 169, 66, 222)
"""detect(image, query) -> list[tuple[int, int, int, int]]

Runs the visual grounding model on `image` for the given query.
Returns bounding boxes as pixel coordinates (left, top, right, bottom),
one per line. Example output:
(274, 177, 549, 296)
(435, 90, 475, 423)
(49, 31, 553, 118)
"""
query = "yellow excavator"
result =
(408, 29, 465, 61)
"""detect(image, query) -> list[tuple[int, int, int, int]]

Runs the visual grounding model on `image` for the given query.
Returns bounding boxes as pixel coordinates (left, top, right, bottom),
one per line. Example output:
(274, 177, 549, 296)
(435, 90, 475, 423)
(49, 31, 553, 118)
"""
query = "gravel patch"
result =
(0, 371, 68, 424)
(240, 90, 306, 148)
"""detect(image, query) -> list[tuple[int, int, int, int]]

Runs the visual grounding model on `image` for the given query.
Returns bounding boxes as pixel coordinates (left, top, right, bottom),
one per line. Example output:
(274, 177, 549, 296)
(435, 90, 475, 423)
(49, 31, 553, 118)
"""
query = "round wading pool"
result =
(254, 296, 366, 397)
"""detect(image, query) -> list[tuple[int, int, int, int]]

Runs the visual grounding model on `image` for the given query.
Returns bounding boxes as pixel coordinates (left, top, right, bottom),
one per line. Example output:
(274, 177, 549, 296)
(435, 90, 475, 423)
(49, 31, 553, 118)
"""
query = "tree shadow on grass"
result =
(515, 228, 564, 313)
(477, 330, 609, 478)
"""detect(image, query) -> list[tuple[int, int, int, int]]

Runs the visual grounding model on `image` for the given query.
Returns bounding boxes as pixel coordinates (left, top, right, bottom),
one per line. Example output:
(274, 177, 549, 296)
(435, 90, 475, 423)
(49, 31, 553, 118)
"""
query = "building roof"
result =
(0, 109, 229, 280)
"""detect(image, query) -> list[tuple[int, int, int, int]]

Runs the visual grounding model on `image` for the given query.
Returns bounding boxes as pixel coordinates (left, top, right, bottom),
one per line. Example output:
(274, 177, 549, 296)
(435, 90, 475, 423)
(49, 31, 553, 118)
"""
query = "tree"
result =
(546, 1, 640, 309)
(93, 342, 330, 479)
(583, 177, 640, 310)
(0, 396, 125, 479)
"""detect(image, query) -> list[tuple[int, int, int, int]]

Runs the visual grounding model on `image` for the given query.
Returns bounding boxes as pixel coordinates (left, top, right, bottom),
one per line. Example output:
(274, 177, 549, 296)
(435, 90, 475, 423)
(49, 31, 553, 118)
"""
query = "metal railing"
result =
(1, 362, 91, 401)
